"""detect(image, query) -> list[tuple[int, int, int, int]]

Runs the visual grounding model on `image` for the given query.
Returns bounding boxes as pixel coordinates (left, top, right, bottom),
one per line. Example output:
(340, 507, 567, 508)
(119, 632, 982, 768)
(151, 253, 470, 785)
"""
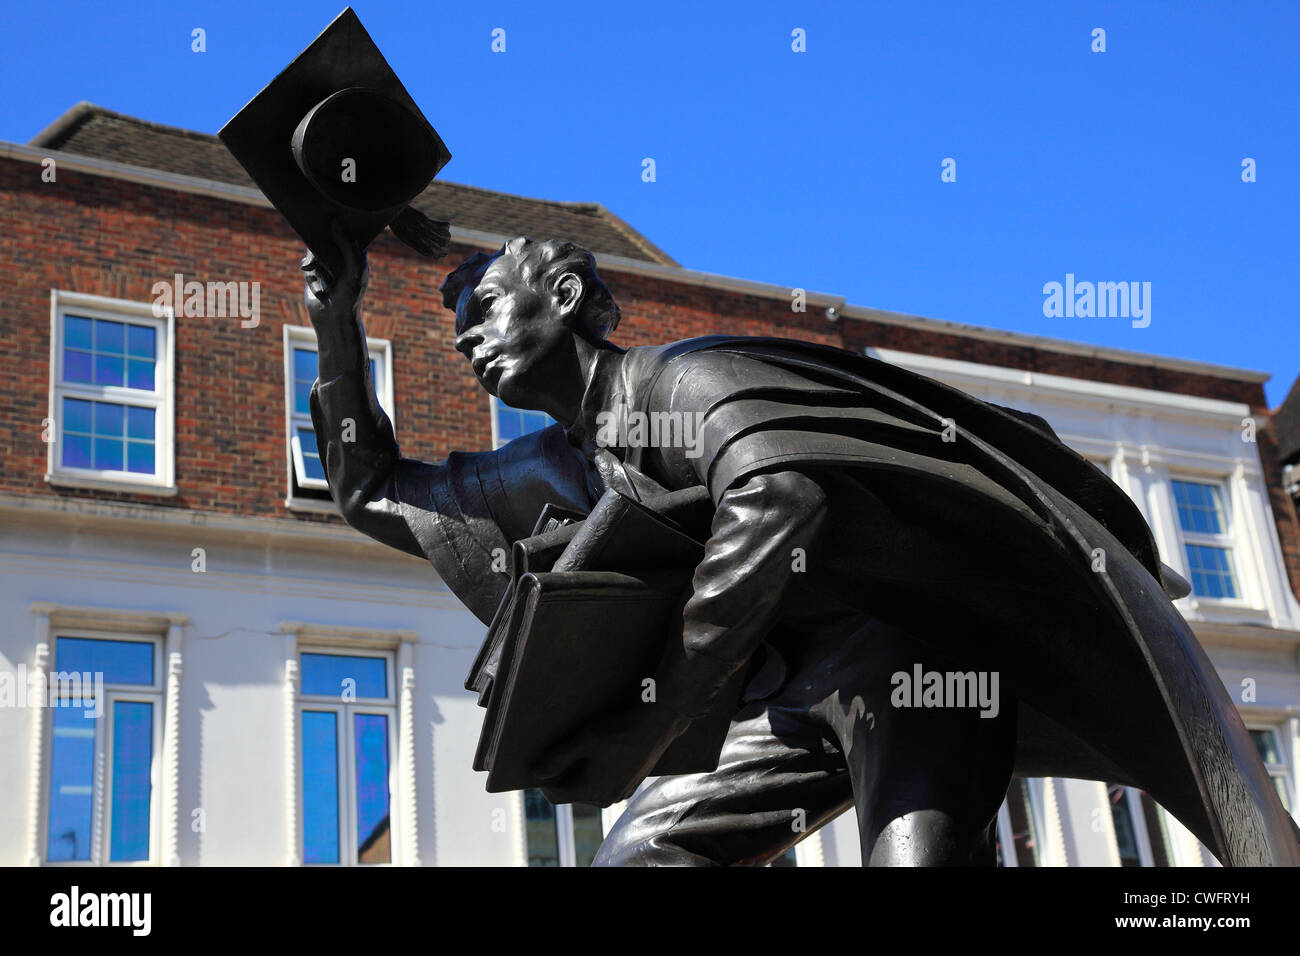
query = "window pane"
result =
(127, 406, 155, 441)
(494, 399, 555, 448)
(109, 700, 153, 862)
(298, 428, 325, 482)
(1184, 544, 1238, 599)
(126, 359, 154, 390)
(46, 706, 96, 862)
(126, 324, 156, 359)
(94, 353, 125, 387)
(56, 636, 154, 686)
(93, 437, 124, 471)
(1172, 480, 1226, 535)
(572, 803, 605, 867)
(300, 653, 387, 699)
(294, 348, 318, 384)
(497, 408, 524, 444)
(65, 315, 93, 350)
(126, 440, 155, 474)
(96, 320, 125, 355)
(1249, 729, 1281, 764)
(302, 711, 340, 864)
(94, 401, 125, 436)
(64, 397, 93, 434)
(293, 348, 319, 416)
(354, 714, 391, 864)
(64, 349, 93, 384)
(524, 789, 560, 866)
(63, 433, 92, 469)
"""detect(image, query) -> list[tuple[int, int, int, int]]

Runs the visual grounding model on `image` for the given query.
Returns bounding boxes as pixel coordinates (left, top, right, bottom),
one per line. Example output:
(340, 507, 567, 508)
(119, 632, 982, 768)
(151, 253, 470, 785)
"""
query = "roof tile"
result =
(31, 103, 677, 266)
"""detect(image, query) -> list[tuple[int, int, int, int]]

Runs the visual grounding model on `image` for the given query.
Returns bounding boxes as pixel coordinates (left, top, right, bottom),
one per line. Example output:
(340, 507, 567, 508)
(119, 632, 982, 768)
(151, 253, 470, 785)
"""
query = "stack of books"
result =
(466, 486, 744, 796)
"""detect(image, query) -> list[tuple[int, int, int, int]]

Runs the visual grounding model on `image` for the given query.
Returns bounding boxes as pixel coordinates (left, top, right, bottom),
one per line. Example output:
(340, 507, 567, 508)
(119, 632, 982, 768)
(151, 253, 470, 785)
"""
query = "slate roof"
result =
(30, 102, 678, 266)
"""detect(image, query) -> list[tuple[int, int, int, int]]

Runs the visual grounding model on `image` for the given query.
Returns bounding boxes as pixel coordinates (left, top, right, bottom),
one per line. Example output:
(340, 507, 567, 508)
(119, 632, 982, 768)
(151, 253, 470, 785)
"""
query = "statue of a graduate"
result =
(300, 231, 1300, 867)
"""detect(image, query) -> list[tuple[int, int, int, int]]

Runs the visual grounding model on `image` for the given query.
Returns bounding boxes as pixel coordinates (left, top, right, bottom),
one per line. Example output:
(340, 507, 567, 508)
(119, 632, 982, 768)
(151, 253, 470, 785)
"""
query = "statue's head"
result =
(439, 237, 621, 409)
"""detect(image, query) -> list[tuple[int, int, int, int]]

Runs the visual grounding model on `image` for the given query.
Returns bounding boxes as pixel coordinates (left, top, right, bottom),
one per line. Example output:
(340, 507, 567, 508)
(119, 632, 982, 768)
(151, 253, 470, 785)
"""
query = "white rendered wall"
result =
(0, 497, 521, 867)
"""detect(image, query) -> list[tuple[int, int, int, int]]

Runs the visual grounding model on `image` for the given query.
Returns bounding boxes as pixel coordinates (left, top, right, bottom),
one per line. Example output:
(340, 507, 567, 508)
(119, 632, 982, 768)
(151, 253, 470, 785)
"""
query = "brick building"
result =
(2, 103, 1298, 866)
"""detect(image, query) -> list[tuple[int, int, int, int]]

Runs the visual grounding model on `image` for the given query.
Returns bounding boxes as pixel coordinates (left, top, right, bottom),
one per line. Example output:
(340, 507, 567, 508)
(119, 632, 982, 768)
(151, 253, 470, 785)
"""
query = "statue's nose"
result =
(454, 329, 482, 356)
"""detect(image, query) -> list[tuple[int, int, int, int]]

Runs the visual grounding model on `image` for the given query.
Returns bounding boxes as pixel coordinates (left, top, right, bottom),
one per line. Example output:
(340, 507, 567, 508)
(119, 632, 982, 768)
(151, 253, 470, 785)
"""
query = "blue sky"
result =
(3, 0, 1297, 403)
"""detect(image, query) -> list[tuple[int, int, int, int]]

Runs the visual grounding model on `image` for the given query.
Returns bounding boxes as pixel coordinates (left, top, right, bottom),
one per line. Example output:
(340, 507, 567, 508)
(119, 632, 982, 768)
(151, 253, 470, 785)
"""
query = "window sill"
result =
(1179, 598, 1272, 625)
(285, 495, 340, 516)
(45, 472, 178, 497)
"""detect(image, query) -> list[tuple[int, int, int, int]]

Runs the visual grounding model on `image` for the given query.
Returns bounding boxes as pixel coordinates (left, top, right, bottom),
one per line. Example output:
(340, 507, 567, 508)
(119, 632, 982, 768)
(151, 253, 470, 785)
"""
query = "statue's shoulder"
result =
(626, 335, 859, 414)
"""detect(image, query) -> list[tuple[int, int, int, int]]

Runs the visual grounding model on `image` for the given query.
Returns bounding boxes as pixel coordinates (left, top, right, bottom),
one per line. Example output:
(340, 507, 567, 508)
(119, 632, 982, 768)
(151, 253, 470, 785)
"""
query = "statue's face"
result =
(453, 256, 573, 409)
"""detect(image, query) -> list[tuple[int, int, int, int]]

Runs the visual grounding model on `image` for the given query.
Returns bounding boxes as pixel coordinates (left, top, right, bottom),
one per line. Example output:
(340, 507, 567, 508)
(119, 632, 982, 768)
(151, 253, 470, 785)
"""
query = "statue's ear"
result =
(554, 272, 586, 323)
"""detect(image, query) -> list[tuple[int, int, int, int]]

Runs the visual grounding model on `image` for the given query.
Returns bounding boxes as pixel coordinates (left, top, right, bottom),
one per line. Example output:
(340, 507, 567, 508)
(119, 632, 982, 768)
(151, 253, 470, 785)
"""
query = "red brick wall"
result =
(2, 155, 1298, 600)
(0, 156, 840, 523)
(1259, 424, 1300, 600)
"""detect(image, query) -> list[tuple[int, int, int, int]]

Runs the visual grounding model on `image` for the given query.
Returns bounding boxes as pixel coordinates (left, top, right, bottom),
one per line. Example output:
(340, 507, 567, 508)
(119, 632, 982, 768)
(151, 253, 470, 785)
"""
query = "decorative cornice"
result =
(31, 600, 188, 632)
(30, 602, 187, 632)
(278, 620, 419, 648)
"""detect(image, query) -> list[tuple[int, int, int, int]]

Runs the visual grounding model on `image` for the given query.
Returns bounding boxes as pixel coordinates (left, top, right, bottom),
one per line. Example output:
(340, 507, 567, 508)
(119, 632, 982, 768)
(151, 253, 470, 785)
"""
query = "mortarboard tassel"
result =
(390, 206, 451, 260)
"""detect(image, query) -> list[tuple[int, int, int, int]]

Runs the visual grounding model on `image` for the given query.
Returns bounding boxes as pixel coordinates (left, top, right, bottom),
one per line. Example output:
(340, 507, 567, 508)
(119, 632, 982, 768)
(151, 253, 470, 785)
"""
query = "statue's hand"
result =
(533, 705, 690, 808)
(301, 220, 369, 329)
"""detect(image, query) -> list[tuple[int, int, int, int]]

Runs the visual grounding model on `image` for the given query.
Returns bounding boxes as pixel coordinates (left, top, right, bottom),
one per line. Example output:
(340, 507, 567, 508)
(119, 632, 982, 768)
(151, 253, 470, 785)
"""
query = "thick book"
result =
(469, 486, 745, 797)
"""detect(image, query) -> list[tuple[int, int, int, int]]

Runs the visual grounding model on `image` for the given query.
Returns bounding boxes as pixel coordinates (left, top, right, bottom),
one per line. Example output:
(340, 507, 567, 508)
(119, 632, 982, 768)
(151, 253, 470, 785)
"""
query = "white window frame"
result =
(490, 395, 555, 450)
(1246, 723, 1294, 816)
(47, 290, 176, 495)
(996, 777, 1050, 866)
(1169, 474, 1248, 606)
(520, 789, 594, 867)
(42, 629, 165, 867)
(283, 325, 393, 499)
(296, 646, 398, 867)
(1107, 784, 1163, 867)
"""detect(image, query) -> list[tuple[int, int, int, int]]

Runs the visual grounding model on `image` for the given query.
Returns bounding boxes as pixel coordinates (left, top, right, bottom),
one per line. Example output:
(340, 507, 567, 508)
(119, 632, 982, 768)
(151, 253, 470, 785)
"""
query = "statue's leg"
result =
(819, 617, 1017, 866)
(592, 696, 854, 866)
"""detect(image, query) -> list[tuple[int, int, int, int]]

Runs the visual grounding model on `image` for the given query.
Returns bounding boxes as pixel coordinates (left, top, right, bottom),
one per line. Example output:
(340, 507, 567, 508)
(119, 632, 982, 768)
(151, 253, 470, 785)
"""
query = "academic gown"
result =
(315, 333, 1300, 867)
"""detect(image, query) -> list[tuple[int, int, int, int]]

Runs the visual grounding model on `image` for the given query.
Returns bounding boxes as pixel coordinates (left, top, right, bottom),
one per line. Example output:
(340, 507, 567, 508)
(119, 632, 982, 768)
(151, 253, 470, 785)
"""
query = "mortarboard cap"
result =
(219, 7, 452, 277)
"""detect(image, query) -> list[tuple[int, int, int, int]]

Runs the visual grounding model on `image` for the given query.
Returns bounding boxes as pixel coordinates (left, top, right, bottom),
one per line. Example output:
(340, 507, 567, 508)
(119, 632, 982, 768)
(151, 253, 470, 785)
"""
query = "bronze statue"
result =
(299, 232, 1300, 867)
(222, 6, 1300, 868)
